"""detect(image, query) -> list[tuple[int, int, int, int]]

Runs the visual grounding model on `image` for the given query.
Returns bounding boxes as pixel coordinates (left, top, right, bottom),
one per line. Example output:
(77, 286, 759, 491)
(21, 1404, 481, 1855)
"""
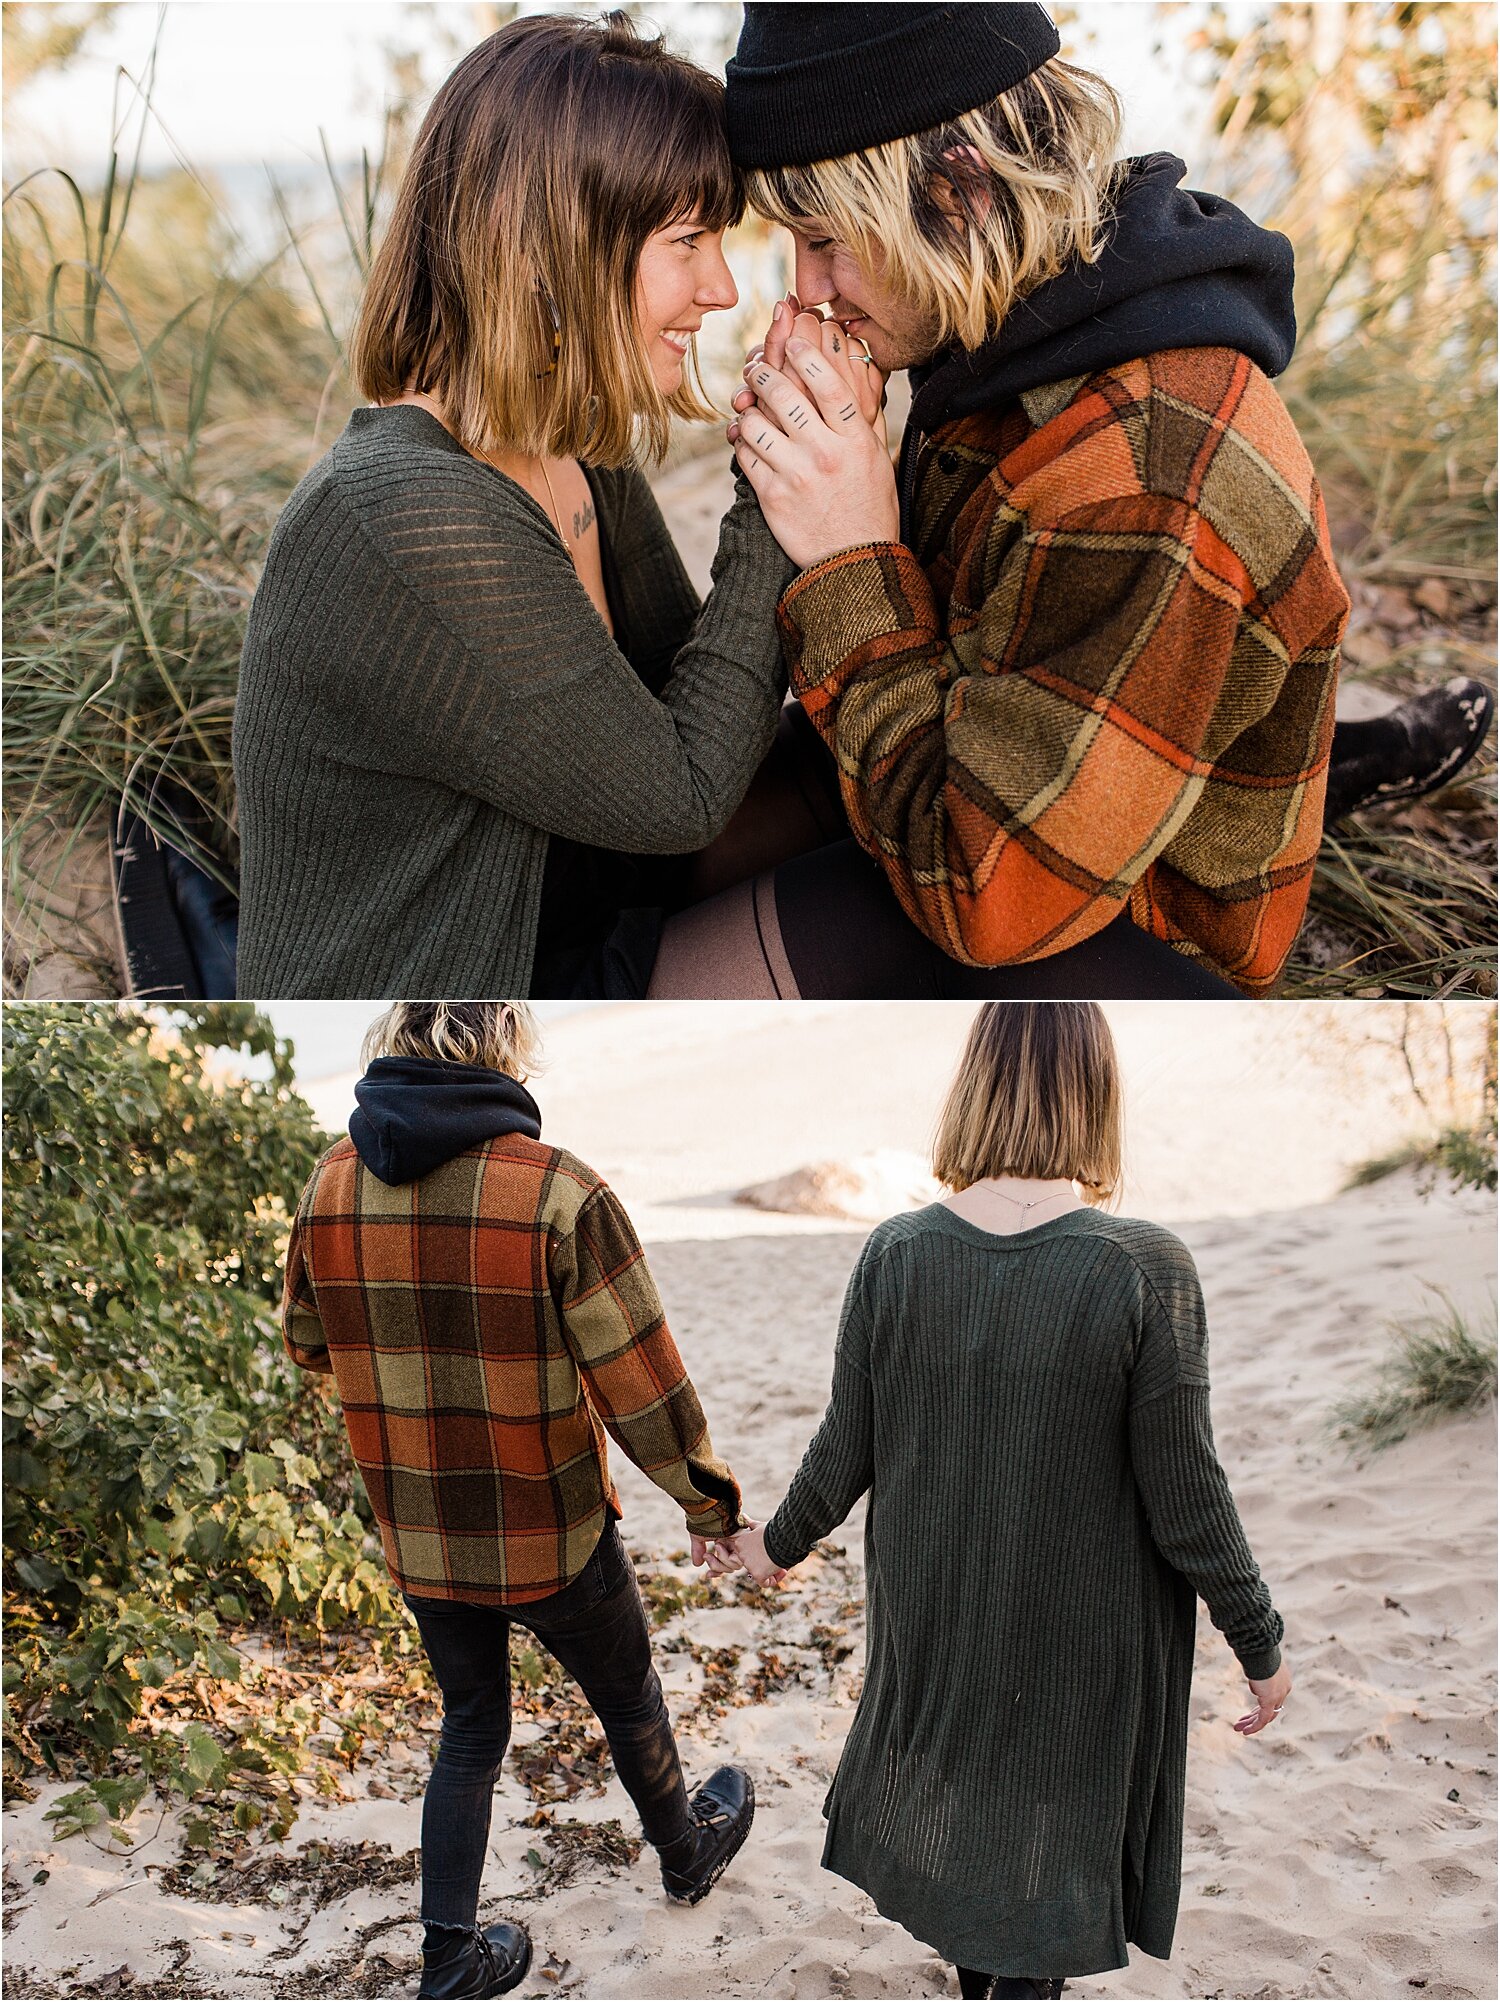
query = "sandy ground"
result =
(5, 1006, 1497, 2001)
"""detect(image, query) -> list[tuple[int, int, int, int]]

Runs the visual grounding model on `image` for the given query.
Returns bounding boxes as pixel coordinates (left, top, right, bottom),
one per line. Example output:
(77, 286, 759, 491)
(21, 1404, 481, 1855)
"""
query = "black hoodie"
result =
(900, 153, 1297, 520)
(348, 1056, 542, 1187)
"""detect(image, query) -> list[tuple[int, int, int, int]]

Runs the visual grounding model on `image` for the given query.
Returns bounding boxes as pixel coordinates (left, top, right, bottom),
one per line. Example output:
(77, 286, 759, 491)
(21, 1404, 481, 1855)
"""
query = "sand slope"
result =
(6, 1165, 1494, 2001)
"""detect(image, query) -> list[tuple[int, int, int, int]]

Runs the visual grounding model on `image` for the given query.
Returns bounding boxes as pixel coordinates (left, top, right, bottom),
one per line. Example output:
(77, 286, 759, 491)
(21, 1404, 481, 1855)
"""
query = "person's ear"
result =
(930, 143, 993, 229)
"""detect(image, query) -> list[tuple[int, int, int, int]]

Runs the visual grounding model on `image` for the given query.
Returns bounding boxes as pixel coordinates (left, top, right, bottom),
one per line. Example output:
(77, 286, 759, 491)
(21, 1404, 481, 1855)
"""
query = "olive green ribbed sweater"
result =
(763, 1205, 1283, 1980)
(232, 404, 795, 998)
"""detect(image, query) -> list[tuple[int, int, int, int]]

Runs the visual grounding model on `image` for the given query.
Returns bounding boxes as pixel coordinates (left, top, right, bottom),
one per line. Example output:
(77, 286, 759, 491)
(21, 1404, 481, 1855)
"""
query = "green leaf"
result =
(180, 1723, 227, 1794)
(92, 1775, 148, 1818)
(14, 1553, 68, 1593)
(240, 1452, 281, 1497)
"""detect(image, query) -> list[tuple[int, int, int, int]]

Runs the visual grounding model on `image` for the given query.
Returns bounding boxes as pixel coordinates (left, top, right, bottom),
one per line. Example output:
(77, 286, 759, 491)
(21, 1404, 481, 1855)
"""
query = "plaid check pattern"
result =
(779, 347, 1351, 995)
(282, 1134, 743, 1605)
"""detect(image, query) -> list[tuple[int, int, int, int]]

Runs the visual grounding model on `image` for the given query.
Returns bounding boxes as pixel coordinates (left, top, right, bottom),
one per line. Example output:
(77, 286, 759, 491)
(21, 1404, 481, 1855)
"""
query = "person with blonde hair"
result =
(725, 1002, 1290, 1999)
(281, 1002, 755, 1999)
(722, 1, 1491, 997)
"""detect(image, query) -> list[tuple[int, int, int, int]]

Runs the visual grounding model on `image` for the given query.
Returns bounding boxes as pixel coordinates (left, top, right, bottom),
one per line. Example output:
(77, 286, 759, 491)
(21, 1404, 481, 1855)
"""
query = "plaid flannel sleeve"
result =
(553, 1182, 744, 1537)
(777, 492, 1329, 979)
(280, 1200, 332, 1374)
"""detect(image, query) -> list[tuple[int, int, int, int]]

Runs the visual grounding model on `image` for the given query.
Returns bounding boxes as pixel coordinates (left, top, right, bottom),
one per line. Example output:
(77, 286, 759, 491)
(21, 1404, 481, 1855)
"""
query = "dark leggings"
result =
(648, 705, 1239, 999)
(773, 837, 1238, 998)
(403, 1520, 690, 1927)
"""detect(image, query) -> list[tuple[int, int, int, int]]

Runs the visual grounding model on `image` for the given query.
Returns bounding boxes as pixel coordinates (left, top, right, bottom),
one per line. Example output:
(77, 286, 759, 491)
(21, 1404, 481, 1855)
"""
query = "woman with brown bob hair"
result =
(724, 1003, 1291, 1998)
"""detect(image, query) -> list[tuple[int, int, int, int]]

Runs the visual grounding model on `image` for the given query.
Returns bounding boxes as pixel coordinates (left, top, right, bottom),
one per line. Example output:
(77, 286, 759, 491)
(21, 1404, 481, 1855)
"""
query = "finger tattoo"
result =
(838, 401, 856, 422)
(788, 403, 810, 430)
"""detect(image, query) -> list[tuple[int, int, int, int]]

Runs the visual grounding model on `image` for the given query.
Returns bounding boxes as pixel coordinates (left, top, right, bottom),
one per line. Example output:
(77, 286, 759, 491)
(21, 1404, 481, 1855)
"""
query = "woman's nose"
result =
(699, 244, 739, 312)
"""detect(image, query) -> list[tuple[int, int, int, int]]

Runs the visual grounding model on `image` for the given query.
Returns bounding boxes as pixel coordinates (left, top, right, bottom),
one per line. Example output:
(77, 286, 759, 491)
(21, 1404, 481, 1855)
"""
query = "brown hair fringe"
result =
(350, 11, 743, 466)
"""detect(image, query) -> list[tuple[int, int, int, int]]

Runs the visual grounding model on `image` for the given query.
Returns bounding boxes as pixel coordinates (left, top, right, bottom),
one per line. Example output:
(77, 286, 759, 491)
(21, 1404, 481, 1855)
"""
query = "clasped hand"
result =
(727, 298, 899, 571)
(689, 1520, 787, 1587)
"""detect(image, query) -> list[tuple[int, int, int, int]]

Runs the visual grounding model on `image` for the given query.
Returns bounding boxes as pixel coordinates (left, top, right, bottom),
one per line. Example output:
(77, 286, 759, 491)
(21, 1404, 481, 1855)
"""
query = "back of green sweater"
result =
(763, 1204, 1283, 1978)
(232, 404, 794, 998)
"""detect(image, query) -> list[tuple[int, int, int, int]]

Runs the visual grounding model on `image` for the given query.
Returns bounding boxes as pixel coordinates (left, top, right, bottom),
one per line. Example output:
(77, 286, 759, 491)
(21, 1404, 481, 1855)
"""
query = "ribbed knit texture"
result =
(763, 1204, 1283, 1980)
(232, 403, 795, 999)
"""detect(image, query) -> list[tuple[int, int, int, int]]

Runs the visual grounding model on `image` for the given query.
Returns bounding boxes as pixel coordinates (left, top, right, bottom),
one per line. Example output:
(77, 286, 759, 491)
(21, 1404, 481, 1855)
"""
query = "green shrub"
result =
(2, 1004, 405, 1846)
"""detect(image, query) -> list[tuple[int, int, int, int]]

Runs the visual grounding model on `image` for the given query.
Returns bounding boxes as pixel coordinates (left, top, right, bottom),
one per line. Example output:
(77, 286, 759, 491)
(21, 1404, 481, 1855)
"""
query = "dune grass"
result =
(1333, 1291, 1498, 1453)
(3, 112, 376, 983)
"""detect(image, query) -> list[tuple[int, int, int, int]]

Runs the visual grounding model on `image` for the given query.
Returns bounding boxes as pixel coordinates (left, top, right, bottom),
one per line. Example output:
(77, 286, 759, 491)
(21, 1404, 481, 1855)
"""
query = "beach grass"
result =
(3, 111, 376, 988)
(1333, 1290, 1498, 1453)
(1342, 1141, 1431, 1190)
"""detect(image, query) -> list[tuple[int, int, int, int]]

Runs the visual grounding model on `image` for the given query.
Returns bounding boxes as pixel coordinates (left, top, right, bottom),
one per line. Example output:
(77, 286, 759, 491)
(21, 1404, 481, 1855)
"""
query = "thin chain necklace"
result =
(533, 455, 574, 565)
(472, 431, 574, 568)
(979, 1181, 1076, 1221)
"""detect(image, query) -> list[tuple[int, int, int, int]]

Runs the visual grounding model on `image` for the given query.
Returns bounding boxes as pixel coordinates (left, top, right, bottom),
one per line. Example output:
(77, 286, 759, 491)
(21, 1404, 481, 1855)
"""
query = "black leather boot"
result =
(986, 1979, 1065, 2000)
(417, 1920, 532, 1999)
(658, 1764, 755, 1905)
(1326, 677, 1495, 822)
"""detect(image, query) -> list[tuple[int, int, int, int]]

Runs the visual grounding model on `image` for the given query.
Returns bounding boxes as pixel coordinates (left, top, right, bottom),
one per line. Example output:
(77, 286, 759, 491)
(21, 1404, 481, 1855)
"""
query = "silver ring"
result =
(847, 333, 874, 366)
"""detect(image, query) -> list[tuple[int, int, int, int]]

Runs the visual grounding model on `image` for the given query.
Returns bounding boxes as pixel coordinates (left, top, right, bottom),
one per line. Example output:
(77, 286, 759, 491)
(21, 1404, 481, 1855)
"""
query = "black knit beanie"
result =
(725, 3, 1062, 171)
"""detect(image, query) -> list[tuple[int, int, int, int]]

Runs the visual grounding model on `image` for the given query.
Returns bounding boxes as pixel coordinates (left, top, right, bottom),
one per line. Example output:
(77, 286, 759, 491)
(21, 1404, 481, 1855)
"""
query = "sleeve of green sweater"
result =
(762, 1252, 875, 1570)
(592, 465, 702, 693)
(328, 449, 796, 854)
(1127, 1240, 1285, 1680)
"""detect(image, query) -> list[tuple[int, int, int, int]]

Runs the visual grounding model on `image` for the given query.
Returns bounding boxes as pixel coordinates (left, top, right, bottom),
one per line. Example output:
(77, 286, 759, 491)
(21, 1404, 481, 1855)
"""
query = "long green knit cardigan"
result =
(232, 404, 795, 998)
(763, 1204, 1284, 1980)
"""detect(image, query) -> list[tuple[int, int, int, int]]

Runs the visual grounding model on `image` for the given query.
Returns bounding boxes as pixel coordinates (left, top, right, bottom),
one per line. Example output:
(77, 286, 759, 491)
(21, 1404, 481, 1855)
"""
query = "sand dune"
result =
(6, 1171, 1493, 2000)
(6, 1004, 1496, 2001)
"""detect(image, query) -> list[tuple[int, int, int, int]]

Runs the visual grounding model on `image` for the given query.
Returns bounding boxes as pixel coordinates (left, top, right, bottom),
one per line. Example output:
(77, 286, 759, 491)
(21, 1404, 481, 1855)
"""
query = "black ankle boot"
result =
(985, 1979, 1065, 2000)
(658, 1764, 755, 1904)
(1326, 677, 1495, 822)
(417, 1920, 532, 1999)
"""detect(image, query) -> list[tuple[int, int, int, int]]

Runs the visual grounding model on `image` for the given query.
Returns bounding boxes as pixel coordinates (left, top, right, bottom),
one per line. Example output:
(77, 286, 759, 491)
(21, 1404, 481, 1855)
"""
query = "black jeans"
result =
(403, 1520, 692, 1927)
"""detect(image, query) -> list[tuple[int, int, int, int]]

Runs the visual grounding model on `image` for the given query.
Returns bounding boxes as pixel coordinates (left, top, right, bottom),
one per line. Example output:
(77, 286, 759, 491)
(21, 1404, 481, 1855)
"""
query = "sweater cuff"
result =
(1236, 1639, 1283, 1682)
(776, 542, 935, 690)
(685, 1500, 745, 1538)
(761, 1510, 805, 1573)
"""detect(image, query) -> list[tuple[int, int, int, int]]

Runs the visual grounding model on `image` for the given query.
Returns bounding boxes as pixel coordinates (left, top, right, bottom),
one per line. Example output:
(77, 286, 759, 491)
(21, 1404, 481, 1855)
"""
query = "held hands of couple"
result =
(689, 1520, 788, 1587)
(728, 301, 899, 572)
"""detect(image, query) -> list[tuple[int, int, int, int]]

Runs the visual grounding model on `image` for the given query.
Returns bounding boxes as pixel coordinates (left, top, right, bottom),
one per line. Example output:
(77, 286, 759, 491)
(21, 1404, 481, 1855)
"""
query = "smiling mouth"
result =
(659, 329, 698, 356)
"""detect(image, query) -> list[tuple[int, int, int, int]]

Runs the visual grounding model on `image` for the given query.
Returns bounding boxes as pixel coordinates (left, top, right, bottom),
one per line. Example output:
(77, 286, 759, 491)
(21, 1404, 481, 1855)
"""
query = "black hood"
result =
(348, 1057, 542, 1186)
(907, 152, 1296, 435)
